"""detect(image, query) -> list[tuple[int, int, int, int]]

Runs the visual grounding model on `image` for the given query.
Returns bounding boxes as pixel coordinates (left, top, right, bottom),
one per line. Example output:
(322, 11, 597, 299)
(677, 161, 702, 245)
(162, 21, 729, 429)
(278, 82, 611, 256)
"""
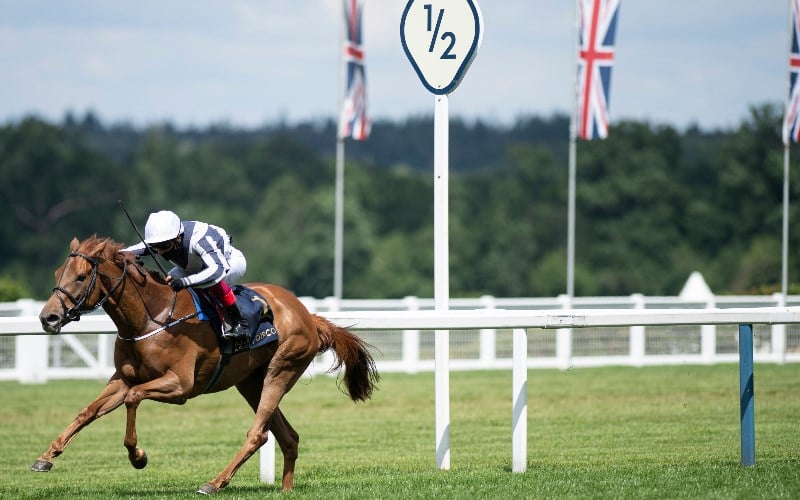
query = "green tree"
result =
(0, 118, 125, 296)
(240, 173, 374, 298)
(5, 107, 799, 301)
(575, 121, 691, 294)
(452, 144, 566, 296)
(346, 161, 432, 297)
(699, 104, 788, 292)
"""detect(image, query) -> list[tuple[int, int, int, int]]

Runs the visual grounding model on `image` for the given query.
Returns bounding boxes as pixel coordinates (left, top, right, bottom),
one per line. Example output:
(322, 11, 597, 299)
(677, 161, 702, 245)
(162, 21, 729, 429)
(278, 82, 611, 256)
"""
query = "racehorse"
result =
(32, 236, 379, 494)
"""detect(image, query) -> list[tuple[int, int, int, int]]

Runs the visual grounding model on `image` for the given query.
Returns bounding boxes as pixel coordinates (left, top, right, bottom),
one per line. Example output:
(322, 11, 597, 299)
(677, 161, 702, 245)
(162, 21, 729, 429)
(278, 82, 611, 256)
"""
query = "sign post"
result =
(401, 0, 482, 471)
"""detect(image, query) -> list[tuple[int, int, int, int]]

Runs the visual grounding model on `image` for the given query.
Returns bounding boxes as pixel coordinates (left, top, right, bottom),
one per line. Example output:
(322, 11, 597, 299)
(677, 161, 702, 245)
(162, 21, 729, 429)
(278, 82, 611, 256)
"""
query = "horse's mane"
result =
(77, 235, 166, 284)
(78, 235, 126, 259)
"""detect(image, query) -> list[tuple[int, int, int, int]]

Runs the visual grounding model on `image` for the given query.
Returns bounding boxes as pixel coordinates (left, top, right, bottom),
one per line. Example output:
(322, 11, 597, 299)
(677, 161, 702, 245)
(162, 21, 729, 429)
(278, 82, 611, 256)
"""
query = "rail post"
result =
(479, 295, 497, 367)
(402, 296, 421, 373)
(701, 295, 717, 364)
(629, 294, 646, 366)
(738, 323, 755, 466)
(259, 431, 276, 484)
(15, 299, 48, 384)
(771, 293, 787, 364)
(556, 294, 572, 369)
(512, 327, 527, 472)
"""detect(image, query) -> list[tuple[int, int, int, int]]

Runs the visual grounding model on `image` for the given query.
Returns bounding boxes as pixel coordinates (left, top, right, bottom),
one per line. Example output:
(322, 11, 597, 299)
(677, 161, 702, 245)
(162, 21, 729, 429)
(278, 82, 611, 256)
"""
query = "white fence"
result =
(2, 293, 800, 383)
(2, 294, 799, 480)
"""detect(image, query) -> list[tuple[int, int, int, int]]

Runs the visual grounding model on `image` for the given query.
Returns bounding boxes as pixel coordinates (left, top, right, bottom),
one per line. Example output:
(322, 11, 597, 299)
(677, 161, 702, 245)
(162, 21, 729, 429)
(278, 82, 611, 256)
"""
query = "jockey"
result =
(123, 210, 249, 340)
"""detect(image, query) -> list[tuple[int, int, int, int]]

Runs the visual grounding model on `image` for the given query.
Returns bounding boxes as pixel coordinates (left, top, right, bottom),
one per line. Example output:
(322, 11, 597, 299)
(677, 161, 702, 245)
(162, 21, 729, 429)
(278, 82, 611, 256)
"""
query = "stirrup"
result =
(222, 322, 249, 340)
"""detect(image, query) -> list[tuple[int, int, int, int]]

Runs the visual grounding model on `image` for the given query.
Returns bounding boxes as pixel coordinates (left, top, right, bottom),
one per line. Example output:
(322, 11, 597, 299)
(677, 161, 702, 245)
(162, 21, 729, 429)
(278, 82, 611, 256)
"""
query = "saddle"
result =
(188, 285, 279, 354)
(187, 285, 280, 393)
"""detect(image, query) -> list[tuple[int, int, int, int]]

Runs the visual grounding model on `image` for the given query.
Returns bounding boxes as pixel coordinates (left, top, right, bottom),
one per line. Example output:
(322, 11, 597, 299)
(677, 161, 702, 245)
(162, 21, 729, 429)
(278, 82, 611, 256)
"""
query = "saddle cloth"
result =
(188, 285, 279, 354)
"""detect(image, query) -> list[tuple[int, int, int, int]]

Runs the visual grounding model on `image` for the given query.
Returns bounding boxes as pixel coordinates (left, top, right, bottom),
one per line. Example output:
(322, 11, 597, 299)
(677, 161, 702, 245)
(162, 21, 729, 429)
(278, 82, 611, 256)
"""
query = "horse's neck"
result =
(100, 263, 174, 335)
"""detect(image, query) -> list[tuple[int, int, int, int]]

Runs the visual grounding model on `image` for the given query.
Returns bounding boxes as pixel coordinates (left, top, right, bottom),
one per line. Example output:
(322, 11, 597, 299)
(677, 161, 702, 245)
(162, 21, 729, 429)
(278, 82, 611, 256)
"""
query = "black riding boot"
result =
(223, 302, 250, 340)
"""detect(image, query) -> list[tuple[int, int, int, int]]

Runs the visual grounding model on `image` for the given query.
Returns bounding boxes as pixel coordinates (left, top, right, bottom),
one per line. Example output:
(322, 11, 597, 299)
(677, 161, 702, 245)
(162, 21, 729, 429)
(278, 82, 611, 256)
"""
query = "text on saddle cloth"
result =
(188, 285, 279, 354)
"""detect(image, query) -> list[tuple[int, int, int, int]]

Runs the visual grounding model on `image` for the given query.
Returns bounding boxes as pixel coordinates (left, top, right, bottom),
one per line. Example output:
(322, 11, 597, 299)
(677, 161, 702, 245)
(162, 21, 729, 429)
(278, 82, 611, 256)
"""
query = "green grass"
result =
(0, 364, 798, 498)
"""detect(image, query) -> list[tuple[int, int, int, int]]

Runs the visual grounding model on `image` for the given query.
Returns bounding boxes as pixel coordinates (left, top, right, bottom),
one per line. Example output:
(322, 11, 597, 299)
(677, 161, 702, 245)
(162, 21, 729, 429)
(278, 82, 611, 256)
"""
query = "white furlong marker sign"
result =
(401, 0, 483, 471)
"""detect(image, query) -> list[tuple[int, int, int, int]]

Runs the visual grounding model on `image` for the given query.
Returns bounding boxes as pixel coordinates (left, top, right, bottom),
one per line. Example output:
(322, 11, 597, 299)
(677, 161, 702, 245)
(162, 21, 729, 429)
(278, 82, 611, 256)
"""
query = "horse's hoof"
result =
(30, 459, 53, 472)
(196, 483, 219, 495)
(130, 450, 148, 469)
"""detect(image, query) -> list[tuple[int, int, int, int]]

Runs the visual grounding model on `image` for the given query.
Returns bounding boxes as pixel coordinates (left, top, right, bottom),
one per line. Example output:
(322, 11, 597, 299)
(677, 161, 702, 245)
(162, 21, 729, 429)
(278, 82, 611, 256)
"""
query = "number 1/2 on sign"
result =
(400, 0, 482, 95)
(424, 4, 456, 59)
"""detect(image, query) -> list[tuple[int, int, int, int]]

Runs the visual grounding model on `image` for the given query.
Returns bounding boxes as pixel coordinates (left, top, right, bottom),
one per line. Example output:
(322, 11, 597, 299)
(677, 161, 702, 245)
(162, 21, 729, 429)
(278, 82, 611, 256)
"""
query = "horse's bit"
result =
(52, 252, 127, 325)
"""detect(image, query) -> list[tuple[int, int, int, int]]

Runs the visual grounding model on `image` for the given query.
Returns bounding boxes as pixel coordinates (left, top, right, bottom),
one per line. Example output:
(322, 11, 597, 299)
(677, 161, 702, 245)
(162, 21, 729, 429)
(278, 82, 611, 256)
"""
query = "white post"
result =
(259, 431, 276, 484)
(16, 299, 48, 384)
(434, 94, 450, 471)
(512, 327, 528, 473)
(629, 294, 646, 366)
(701, 295, 717, 364)
(772, 292, 787, 364)
(479, 295, 497, 367)
(556, 294, 573, 370)
(401, 0, 481, 472)
(402, 296, 421, 373)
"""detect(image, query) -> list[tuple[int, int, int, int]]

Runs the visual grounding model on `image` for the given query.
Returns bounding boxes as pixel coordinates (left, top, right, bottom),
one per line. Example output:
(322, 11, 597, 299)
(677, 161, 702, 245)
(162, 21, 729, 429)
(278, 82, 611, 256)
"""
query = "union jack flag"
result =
(783, 0, 800, 144)
(339, 0, 370, 141)
(576, 0, 620, 140)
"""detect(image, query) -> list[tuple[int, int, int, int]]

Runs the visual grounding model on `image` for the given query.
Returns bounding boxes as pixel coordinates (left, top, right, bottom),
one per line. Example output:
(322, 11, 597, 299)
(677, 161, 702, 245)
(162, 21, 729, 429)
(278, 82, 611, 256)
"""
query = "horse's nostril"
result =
(42, 314, 61, 326)
(39, 312, 63, 335)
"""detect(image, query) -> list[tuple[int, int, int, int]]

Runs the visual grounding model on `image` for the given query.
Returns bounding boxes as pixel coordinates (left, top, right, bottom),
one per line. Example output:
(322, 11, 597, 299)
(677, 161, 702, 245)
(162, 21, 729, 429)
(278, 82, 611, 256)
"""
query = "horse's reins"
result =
(119, 310, 199, 342)
(53, 252, 128, 323)
(54, 251, 198, 341)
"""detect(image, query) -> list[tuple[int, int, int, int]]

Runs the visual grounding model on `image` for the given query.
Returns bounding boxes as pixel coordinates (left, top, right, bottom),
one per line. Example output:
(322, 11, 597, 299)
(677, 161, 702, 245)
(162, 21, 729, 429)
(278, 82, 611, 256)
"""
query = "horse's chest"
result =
(117, 347, 170, 382)
(118, 359, 163, 382)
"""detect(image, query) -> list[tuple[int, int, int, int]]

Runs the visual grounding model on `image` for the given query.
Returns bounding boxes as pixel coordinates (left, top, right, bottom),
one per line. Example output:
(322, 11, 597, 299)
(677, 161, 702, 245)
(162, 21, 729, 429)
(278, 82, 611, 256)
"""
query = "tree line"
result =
(0, 104, 797, 301)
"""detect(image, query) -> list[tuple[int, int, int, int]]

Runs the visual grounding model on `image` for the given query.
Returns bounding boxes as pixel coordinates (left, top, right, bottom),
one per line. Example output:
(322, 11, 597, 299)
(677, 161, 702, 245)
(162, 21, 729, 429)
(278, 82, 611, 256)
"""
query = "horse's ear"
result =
(69, 238, 80, 252)
(94, 238, 109, 254)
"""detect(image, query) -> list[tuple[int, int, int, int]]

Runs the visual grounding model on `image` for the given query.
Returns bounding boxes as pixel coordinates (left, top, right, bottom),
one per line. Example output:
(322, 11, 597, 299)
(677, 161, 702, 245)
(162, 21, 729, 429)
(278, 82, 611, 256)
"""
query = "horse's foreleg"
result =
(123, 400, 148, 469)
(199, 357, 310, 494)
(31, 376, 129, 472)
(121, 370, 187, 470)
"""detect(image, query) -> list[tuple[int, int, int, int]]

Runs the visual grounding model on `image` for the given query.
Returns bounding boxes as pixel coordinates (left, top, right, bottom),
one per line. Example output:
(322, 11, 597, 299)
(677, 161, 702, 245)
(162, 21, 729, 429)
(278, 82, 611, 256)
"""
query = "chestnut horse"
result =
(33, 236, 378, 494)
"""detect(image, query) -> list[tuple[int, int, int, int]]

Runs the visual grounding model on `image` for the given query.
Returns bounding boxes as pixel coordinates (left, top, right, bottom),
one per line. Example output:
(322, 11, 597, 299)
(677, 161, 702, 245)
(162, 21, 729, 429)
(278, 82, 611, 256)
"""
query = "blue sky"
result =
(0, 1, 789, 130)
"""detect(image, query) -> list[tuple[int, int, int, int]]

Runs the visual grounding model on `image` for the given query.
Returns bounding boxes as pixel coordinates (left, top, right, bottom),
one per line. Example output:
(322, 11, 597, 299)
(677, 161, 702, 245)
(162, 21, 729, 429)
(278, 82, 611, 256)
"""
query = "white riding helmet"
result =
(144, 210, 184, 244)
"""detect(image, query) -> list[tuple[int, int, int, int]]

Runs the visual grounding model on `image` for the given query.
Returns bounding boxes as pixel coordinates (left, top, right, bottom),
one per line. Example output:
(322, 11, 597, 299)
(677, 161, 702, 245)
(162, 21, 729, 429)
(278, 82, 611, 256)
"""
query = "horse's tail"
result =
(312, 314, 379, 402)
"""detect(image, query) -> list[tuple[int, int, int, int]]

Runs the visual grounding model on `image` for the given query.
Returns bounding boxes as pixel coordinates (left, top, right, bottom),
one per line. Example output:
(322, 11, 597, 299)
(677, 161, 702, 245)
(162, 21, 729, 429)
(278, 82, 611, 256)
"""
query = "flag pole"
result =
(782, 0, 794, 301)
(333, 0, 347, 300)
(334, 138, 345, 299)
(567, 131, 576, 299)
(567, 0, 581, 300)
(782, 143, 790, 299)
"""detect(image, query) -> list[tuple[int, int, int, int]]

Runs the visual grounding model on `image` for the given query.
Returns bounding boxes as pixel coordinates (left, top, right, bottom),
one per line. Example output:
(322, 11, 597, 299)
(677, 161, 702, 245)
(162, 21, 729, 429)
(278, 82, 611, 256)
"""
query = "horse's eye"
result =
(76, 274, 87, 283)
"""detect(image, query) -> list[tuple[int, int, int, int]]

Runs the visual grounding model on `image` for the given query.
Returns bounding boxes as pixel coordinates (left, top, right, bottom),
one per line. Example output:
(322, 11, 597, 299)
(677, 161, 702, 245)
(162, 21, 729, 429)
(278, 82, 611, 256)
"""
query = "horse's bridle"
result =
(52, 252, 128, 324)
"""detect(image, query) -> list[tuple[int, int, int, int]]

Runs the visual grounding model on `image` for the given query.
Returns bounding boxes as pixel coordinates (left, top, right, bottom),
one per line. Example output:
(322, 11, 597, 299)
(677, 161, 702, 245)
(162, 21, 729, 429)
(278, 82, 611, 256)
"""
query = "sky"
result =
(0, 1, 790, 131)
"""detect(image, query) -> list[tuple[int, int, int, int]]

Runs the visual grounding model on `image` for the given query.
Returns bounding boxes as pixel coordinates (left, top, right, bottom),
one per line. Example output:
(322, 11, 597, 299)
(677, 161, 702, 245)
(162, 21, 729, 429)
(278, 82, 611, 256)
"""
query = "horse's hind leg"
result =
(31, 376, 129, 472)
(235, 374, 300, 491)
(270, 409, 299, 491)
(198, 354, 312, 494)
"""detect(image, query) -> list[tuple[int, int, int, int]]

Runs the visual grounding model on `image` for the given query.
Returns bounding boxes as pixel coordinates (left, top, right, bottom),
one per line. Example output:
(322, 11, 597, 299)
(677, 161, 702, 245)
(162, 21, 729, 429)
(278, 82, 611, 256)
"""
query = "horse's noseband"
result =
(53, 252, 127, 324)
